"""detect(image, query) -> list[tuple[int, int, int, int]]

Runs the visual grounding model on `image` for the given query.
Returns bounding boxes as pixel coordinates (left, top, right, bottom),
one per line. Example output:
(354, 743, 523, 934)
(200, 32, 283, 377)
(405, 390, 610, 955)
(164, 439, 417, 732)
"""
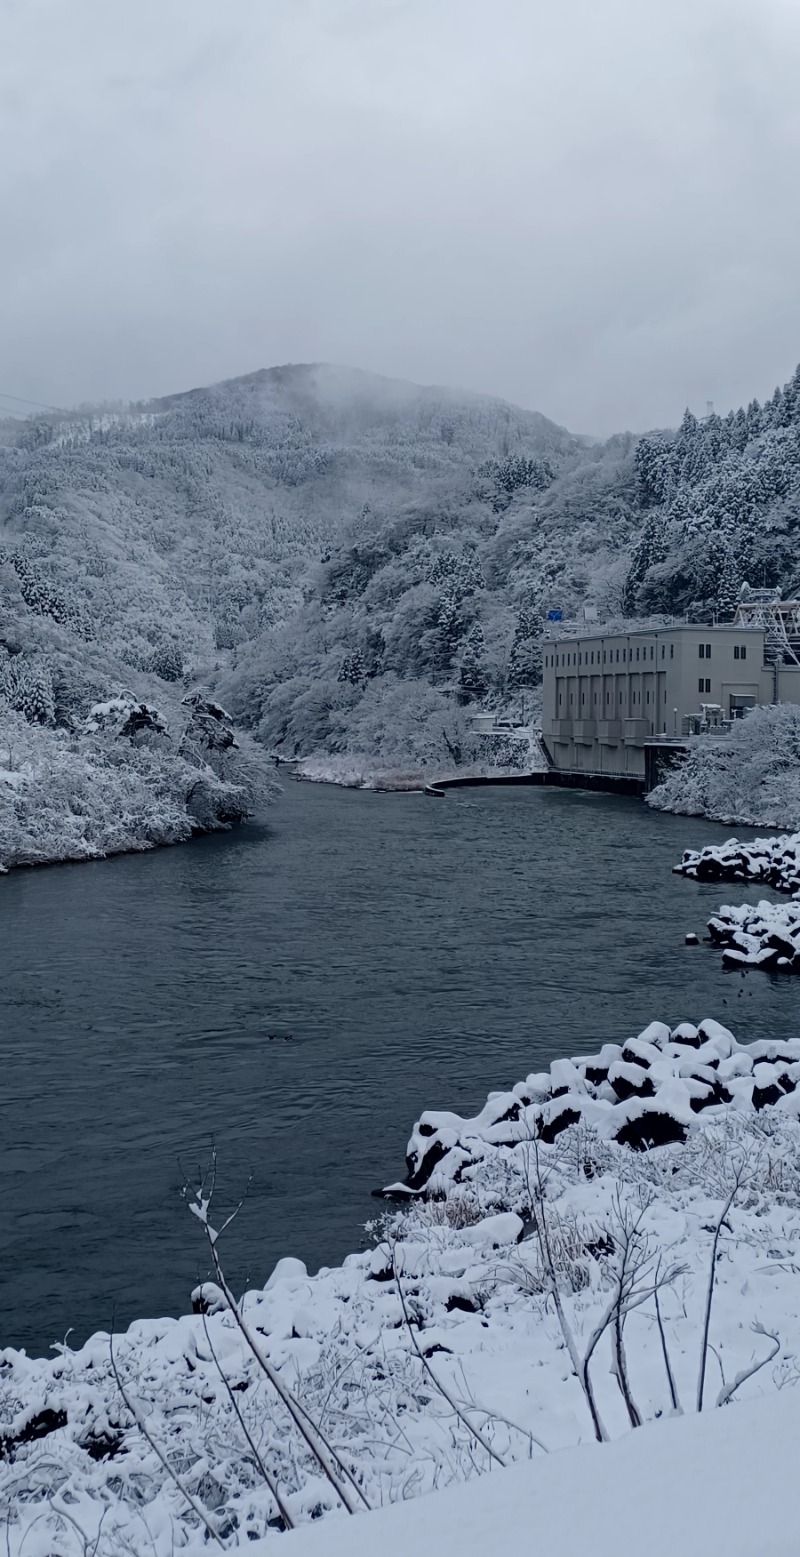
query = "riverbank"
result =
(4, 1014, 800, 1553)
(0, 697, 278, 871)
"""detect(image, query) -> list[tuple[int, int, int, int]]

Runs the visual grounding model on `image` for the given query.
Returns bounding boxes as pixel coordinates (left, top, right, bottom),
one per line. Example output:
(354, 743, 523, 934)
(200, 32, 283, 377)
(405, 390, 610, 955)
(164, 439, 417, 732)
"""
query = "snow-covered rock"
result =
(386, 1018, 800, 1197)
(707, 898, 800, 974)
(676, 832, 800, 895)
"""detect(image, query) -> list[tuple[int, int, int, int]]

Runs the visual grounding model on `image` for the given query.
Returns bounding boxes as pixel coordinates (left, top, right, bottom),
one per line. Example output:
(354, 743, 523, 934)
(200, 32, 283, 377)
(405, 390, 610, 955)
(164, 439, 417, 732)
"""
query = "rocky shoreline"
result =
(381, 1018, 800, 1196)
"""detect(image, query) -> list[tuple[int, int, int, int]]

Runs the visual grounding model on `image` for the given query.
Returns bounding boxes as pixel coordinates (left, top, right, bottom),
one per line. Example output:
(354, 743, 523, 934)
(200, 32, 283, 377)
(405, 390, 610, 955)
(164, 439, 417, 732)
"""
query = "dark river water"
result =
(2, 781, 797, 1356)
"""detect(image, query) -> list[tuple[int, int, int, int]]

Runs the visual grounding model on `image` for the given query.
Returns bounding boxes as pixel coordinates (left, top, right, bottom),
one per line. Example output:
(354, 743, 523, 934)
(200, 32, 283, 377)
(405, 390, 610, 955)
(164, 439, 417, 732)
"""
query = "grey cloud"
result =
(1, 0, 799, 433)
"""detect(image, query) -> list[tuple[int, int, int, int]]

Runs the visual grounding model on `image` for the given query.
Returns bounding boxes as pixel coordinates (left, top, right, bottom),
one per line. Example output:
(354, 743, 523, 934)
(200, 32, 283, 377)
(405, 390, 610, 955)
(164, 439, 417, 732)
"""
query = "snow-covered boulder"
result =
(383, 1019, 800, 1196)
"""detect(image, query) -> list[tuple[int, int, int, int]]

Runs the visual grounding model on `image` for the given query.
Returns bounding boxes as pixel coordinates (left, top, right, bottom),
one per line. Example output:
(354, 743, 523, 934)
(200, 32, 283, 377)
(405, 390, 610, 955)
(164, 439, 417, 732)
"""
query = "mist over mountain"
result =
(2, 359, 800, 795)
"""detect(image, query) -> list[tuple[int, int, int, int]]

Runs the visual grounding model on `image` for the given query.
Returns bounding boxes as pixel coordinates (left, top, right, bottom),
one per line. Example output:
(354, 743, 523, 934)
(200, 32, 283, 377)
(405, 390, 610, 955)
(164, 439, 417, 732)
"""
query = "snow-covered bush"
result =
(647, 703, 800, 827)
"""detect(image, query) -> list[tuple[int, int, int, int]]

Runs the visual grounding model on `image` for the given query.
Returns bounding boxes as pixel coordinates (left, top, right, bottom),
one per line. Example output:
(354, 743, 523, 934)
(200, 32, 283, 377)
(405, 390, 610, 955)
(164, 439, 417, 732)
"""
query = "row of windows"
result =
(698, 642, 747, 659)
(547, 640, 750, 669)
(546, 644, 676, 668)
(699, 678, 712, 693)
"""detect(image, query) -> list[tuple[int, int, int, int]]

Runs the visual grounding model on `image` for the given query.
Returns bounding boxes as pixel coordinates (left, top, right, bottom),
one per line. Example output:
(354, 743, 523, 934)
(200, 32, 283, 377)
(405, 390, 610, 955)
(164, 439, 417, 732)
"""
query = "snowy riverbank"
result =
(4, 1017, 800, 1554)
(288, 729, 550, 792)
(0, 695, 277, 871)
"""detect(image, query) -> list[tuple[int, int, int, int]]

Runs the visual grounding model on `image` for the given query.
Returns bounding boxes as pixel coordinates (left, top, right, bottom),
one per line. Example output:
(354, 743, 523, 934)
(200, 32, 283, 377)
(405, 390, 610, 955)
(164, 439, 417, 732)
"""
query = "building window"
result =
(670, 644, 674, 658)
(635, 648, 639, 661)
(706, 644, 711, 658)
(699, 644, 705, 659)
(698, 678, 705, 693)
(582, 692, 585, 705)
(741, 645, 746, 660)
(616, 649, 619, 662)
(646, 690, 650, 703)
(661, 645, 665, 659)
(734, 644, 747, 660)
(623, 649, 626, 661)
(650, 646, 654, 659)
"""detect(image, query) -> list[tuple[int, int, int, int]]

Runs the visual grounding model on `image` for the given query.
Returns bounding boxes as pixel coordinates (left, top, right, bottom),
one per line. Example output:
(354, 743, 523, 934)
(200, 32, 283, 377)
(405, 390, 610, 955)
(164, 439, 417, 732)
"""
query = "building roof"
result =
(547, 622, 765, 643)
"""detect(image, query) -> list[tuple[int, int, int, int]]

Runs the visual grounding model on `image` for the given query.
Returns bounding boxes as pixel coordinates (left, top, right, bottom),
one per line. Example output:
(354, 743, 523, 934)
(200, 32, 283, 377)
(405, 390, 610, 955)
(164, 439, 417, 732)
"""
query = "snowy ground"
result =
(290, 729, 550, 791)
(4, 1019, 800, 1554)
(276, 1388, 800, 1557)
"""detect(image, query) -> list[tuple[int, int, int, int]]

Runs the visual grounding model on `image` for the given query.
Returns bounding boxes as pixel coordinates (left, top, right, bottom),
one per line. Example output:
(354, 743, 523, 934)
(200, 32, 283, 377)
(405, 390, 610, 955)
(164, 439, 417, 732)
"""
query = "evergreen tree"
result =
(621, 517, 667, 614)
(458, 623, 489, 700)
(508, 608, 542, 688)
(715, 546, 741, 621)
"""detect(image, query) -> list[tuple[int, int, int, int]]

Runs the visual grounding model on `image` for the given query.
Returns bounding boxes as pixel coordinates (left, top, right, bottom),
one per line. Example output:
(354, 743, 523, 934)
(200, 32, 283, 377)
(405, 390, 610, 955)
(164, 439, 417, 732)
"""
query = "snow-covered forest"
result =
(3, 358, 800, 851)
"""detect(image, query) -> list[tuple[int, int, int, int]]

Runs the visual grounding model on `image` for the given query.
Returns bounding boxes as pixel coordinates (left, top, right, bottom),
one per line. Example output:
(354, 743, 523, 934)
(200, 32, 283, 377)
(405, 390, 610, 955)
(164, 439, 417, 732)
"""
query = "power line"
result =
(0, 390, 66, 413)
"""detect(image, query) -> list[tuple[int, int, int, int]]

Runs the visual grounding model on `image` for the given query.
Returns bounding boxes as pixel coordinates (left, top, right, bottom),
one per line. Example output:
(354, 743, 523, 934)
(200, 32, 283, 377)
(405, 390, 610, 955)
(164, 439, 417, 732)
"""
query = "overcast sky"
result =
(2, 0, 799, 435)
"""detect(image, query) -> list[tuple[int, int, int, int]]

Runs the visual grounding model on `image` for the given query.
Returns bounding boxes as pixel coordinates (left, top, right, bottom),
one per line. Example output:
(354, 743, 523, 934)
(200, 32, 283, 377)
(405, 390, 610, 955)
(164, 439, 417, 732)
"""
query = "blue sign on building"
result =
(546, 608, 563, 622)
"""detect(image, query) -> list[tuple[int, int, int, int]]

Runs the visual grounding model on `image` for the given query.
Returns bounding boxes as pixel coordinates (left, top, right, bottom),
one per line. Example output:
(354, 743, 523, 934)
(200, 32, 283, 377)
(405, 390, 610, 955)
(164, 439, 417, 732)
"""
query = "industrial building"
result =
(540, 604, 800, 784)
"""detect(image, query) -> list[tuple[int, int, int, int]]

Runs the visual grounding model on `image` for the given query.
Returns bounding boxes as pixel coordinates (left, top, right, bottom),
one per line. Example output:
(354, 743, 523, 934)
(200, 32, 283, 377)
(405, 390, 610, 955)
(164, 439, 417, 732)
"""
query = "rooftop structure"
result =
(732, 591, 800, 667)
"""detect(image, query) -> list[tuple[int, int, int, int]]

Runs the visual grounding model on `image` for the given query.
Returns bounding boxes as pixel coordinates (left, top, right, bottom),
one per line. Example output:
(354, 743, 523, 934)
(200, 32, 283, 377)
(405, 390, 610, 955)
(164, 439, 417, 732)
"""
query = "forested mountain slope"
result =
(2, 359, 800, 801)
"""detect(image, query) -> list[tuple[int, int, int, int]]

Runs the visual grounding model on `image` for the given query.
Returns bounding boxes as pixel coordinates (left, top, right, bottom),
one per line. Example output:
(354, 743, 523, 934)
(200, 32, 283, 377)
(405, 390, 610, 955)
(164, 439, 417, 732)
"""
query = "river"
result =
(2, 781, 796, 1355)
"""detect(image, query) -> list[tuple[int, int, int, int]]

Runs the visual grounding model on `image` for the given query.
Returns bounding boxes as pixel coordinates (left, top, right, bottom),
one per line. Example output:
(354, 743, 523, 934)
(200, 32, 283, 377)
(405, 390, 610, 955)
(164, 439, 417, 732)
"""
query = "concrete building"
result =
(541, 622, 800, 783)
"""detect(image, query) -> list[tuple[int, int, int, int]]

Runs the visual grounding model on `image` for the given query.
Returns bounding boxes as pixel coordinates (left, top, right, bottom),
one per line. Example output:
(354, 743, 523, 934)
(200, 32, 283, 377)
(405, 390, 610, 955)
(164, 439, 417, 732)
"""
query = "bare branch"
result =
(109, 1333, 227, 1550)
(653, 1262, 682, 1414)
(716, 1325, 781, 1408)
(200, 1314, 295, 1530)
(697, 1164, 745, 1411)
(187, 1179, 369, 1513)
(388, 1242, 506, 1468)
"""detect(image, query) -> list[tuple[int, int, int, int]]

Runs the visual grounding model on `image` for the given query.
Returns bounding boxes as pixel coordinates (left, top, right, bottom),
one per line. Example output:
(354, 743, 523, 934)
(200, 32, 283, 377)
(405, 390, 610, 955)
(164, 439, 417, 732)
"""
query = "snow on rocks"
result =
(707, 898, 800, 974)
(383, 1018, 800, 1199)
(674, 831, 800, 974)
(5, 1097, 800, 1554)
(675, 832, 800, 895)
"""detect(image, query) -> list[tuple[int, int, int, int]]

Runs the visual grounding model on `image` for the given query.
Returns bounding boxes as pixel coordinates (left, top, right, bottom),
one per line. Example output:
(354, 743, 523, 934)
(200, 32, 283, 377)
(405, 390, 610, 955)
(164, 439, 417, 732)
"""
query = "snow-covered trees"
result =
(624, 368, 800, 619)
(0, 688, 278, 871)
(647, 703, 800, 828)
(4, 358, 800, 793)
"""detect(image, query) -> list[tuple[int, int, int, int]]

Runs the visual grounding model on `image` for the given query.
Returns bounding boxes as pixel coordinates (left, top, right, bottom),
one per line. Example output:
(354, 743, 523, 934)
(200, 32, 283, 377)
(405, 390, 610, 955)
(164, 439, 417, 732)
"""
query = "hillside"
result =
(2, 359, 800, 816)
